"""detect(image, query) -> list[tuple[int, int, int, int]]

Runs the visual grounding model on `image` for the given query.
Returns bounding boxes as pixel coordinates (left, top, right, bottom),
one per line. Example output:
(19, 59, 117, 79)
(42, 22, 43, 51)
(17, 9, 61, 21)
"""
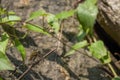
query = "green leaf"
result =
(8, 11, 16, 15)
(77, 25, 86, 41)
(2, 15, 21, 25)
(0, 77, 3, 80)
(88, 41, 107, 59)
(112, 77, 120, 80)
(0, 7, 6, 16)
(14, 38, 26, 61)
(100, 52, 111, 64)
(0, 33, 9, 53)
(65, 40, 88, 56)
(24, 23, 49, 35)
(2, 15, 21, 22)
(26, 10, 47, 21)
(56, 10, 75, 20)
(77, 30, 86, 41)
(0, 51, 15, 70)
(87, 0, 97, 5)
(77, 0, 98, 35)
(0, 33, 15, 70)
(88, 40, 111, 64)
(47, 14, 60, 33)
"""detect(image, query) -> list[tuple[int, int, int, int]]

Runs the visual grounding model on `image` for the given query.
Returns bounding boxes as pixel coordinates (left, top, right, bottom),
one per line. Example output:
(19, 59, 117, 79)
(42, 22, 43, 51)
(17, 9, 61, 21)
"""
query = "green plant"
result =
(0, 7, 50, 71)
(88, 40, 118, 78)
(0, 6, 75, 70)
(65, 0, 120, 79)
(0, 5, 76, 79)
(0, 0, 120, 80)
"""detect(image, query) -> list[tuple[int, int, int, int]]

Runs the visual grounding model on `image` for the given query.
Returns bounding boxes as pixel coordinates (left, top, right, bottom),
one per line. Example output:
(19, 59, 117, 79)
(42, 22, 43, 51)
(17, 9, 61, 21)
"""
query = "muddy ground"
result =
(0, 0, 117, 80)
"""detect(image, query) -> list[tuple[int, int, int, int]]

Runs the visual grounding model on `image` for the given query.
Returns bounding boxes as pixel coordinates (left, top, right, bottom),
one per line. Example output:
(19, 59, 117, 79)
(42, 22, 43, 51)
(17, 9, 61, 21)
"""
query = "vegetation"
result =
(0, 0, 119, 80)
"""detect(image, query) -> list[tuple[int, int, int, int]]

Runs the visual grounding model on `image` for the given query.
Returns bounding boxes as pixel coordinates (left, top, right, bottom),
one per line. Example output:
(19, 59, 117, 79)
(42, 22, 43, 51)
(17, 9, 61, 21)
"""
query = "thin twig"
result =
(56, 20, 64, 54)
(2, 20, 98, 63)
(26, 22, 98, 62)
(51, 34, 98, 62)
(17, 48, 56, 80)
(108, 63, 118, 77)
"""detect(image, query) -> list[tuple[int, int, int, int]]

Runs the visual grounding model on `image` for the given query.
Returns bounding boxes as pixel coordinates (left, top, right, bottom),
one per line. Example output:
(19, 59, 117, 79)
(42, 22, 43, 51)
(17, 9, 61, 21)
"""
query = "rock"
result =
(97, 0, 120, 46)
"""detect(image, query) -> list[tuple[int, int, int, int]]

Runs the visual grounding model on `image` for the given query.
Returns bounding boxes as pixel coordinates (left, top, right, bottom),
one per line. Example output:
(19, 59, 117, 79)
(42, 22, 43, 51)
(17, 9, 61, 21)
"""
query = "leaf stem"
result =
(108, 63, 118, 77)
(92, 36, 96, 42)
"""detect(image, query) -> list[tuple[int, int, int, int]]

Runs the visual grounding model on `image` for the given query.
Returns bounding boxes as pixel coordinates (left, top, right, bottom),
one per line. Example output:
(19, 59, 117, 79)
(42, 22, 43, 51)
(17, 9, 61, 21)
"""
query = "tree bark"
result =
(97, 0, 120, 46)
